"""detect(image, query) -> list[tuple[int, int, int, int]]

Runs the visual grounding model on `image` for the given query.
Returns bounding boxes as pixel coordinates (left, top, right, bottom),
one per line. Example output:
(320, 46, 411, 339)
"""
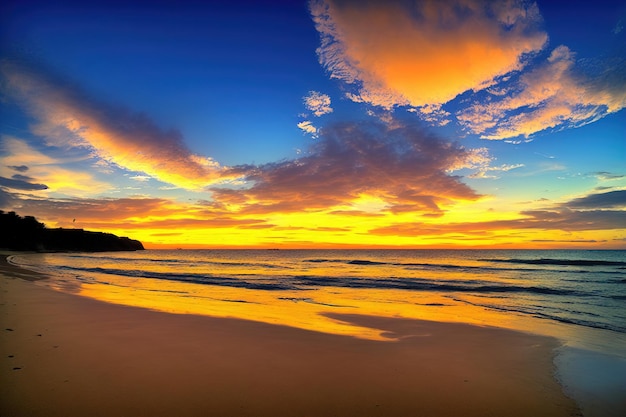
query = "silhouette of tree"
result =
(0, 211, 143, 251)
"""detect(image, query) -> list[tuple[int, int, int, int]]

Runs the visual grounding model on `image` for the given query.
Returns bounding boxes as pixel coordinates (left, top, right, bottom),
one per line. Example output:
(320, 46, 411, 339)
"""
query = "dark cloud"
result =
(592, 171, 625, 180)
(11, 174, 34, 181)
(0, 188, 15, 208)
(562, 190, 626, 209)
(0, 176, 48, 191)
(214, 121, 485, 215)
(513, 209, 625, 231)
(8, 165, 29, 172)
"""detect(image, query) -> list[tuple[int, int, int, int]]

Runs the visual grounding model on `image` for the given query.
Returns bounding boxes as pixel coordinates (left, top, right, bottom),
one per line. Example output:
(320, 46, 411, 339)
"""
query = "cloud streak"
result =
(0, 176, 48, 191)
(564, 189, 626, 209)
(1, 60, 230, 190)
(468, 163, 525, 179)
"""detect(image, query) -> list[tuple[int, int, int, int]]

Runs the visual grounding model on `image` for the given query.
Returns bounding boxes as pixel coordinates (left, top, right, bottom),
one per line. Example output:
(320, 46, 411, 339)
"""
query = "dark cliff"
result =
(0, 211, 144, 252)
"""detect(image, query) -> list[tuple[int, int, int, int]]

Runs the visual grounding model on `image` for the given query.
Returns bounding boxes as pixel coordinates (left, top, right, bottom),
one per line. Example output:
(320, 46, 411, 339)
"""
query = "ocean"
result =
(8, 249, 625, 352)
(8, 249, 626, 416)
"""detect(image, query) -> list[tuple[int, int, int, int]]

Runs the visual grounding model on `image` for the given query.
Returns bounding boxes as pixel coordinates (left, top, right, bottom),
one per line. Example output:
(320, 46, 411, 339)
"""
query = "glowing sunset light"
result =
(1, 0, 624, 249)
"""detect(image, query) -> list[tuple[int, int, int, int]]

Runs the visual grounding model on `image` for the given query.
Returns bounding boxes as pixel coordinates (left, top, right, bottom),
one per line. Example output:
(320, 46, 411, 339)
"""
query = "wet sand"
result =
(1, 254, 580, 416)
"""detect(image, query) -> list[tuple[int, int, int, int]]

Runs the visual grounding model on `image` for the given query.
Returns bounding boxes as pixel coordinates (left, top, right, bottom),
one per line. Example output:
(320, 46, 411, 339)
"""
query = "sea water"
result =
(8, 249, 626, 416)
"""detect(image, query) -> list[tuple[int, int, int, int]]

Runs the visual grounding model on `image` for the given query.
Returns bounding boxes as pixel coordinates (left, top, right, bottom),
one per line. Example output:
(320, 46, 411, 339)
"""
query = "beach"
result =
(0, 254, 581, 417)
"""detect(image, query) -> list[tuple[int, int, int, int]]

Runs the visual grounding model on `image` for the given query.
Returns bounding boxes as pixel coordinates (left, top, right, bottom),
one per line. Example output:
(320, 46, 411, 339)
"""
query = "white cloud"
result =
(303, 91, 333, 116)
(129, 175, 152, 182)
(469, 163, 525, 179)
(446, 147, 492, 172)
(297, 120, 318, 137)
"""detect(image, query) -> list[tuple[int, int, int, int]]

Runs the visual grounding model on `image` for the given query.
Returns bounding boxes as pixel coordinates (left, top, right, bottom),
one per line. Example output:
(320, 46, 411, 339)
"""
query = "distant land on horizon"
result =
(0, 211, 144, 252)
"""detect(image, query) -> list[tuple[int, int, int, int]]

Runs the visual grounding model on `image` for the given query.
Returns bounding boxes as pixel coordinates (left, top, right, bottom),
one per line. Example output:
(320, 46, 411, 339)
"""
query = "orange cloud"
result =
(2, 196, 173, 227)
(1, 60, 230, 190)
(310, 0, 547, 109)
(0, 186, 273, 234)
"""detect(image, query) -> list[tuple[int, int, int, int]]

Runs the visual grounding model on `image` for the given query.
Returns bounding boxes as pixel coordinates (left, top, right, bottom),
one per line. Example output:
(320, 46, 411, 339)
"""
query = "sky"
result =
(1, 0, 625, 249)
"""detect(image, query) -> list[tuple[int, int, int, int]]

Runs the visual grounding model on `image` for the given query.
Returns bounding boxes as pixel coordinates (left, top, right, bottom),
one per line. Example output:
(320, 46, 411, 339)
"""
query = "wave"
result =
(305, 259, 345, 263)
(65, 254, 292, 270)
(57, 266, 293, 291)
(64, 254, 189, 264)
(292, 275, 580, 296)
(347, 260, 387, 265)
(482, 258, 626, 267)
(304, 258, 623, 275)
(56, 264, 586, 297)
(277, 297, 350, 307)
(454, 297, 626, 333)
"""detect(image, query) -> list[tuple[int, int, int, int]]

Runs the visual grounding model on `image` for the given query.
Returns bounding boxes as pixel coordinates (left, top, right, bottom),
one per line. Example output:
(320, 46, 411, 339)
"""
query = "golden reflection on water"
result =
(77, 278, 530, 341)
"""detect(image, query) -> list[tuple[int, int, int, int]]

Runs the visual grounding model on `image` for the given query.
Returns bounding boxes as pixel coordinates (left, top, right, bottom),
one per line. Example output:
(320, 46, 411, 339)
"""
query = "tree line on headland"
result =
(0, 211, 144, 252)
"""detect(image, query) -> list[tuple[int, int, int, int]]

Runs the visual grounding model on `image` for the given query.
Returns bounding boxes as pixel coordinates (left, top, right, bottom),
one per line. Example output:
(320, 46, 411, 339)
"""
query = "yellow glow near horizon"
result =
(88, 209, 625, 250)
(23, 177, 626, 250)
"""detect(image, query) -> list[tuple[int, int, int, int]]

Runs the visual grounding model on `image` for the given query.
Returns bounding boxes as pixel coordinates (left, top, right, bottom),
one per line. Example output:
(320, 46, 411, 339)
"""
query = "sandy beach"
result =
(1, 255, 580, 417)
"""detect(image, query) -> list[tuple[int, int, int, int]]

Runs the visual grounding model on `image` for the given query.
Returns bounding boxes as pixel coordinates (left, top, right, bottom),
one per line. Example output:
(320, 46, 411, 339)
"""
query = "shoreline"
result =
(1, 254, 581, 416)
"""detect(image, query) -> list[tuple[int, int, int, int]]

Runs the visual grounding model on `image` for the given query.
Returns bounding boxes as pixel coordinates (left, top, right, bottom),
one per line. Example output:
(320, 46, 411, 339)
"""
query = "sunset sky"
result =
(1, 0, 625, 249)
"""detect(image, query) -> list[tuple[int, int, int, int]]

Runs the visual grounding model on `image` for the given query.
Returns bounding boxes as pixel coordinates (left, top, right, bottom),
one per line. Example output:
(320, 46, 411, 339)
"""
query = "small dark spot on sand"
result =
(464, 379, 469, 383)
(53, 345, 59, 348)
(8, 355, 14, 358)
(5, 328, 14, 331)
(37, 334, 42, 337)
(13, 367, 22, 370)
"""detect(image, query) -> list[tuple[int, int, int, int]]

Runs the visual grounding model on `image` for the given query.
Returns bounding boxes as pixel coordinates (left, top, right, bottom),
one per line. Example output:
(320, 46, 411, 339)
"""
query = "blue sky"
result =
(1, 0, 625, 248)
